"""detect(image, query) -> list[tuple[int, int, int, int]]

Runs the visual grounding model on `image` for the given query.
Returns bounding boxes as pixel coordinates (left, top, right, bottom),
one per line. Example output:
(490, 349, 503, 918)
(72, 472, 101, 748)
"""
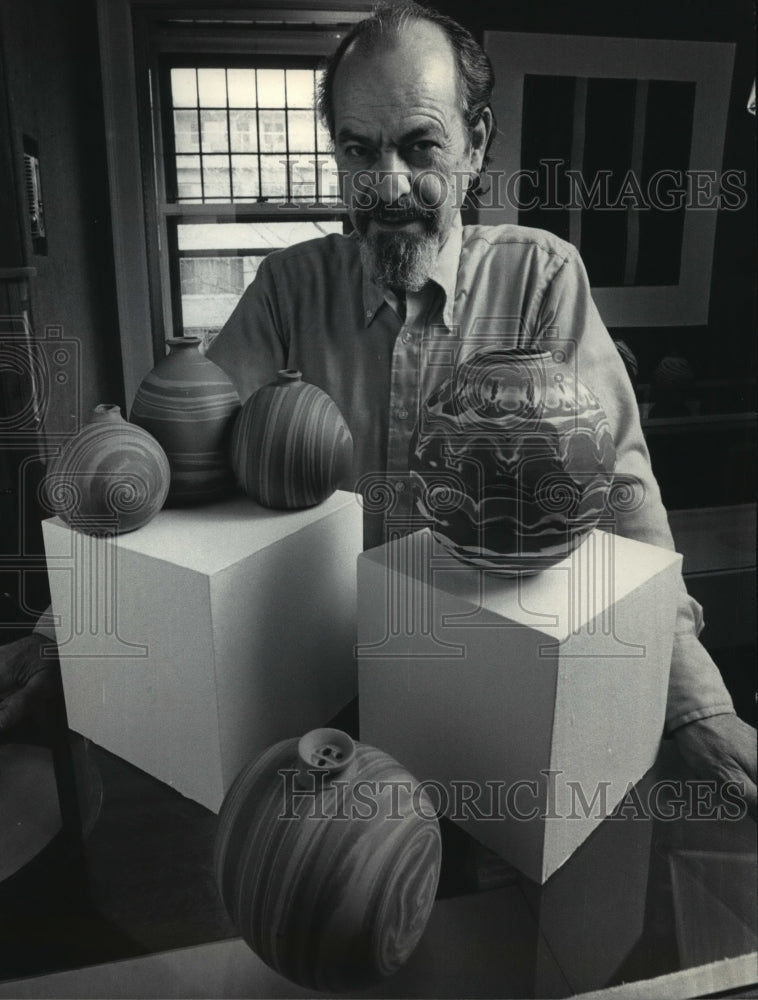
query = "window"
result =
(95, 4, 374, 377)
(150, 49, 349, 346)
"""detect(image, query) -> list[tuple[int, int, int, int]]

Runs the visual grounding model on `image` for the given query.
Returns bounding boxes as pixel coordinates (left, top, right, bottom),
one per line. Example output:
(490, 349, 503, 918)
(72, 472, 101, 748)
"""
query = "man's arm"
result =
(537, 247, 756, 813)
(206, 255, 288, 403)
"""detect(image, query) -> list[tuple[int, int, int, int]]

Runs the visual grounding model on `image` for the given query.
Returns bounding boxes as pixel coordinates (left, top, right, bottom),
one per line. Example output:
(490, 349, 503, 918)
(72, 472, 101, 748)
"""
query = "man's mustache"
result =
(354, 202, 439, 232)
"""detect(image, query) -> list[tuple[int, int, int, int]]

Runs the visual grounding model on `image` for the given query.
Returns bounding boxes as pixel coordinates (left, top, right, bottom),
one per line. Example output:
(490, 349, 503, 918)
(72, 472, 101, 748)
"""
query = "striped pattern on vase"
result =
(230, 370, 353, 509)
(410, 347, 616, 573)
(130, 338, 240, 505)
(214, 728, 441, 992)
(43, 404, 170, 535)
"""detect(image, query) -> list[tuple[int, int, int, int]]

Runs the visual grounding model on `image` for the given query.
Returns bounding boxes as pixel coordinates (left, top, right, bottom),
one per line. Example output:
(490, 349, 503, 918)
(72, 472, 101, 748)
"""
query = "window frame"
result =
(97, 0, 372, 402)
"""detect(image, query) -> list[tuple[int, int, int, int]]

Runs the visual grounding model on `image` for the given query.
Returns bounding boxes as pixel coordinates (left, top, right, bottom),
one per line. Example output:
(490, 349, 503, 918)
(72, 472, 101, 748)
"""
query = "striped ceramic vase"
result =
(214, 728, 441, 992)
(43, 404, 170, 535)
(130, 337, 240, 505)
(230, 369, 353, 509)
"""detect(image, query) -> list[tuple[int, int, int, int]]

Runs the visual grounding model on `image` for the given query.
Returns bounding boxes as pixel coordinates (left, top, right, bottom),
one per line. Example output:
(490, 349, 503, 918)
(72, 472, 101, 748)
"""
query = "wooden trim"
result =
(96, 0, 156, 406)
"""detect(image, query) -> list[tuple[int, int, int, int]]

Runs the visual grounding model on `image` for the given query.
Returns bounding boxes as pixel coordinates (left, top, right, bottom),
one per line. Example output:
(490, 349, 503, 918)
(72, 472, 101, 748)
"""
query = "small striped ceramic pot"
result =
(130, 337, 240, 505)
(44, 404, 169, 535)
(230, 370, 353, 509)
(214, 728, 441, 992)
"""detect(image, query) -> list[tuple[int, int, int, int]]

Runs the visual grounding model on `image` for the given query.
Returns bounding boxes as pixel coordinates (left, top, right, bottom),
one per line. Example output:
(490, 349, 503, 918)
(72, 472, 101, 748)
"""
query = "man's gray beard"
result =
(358, 230, 440, 292)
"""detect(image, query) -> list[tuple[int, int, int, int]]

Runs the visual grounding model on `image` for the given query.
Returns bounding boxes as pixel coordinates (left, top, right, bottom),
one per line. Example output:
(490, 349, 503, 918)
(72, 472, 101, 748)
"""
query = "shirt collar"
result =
(361, 214, 463, 328)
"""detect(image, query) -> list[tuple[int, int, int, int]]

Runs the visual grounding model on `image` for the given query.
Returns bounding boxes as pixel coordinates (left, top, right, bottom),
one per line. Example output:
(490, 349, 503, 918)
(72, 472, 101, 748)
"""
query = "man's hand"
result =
(674, 714, 757, 819)
(0, 633, 59, 734)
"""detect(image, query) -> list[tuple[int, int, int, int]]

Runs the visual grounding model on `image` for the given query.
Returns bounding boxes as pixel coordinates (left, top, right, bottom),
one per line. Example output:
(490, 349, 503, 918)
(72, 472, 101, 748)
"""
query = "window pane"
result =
(202, 154, 231, 197)
(288, 155, 316, 199)
(171, 68, 197, 107)
(200, 110, 229, 153)
(231, 155, 260, 199)
(227, 68, 256, 108)
(229, 109, 257, 152)
(316, 119, 332, 153)
(288, 110, 315, 152)
(176, 155, 202, 199)
(175, 220, 344, 339)
(316, 155, 341, 200)
(286, 69, 316, 108)
(197, 68, 227, 107)
(174, 110, 199, 153)
(259, 110, 287, 152)
(256, 69, 285, 106)
(259, 155, 288, 197)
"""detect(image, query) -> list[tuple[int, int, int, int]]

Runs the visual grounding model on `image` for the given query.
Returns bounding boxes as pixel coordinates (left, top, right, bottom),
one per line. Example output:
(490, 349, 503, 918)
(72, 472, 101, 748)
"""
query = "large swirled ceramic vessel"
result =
(214, 728, 441, 992)
(44, 404, 170, 535)
(130, 337, 240, 505)
(410, 347, 616, 573)
(231, 369, 353, 509)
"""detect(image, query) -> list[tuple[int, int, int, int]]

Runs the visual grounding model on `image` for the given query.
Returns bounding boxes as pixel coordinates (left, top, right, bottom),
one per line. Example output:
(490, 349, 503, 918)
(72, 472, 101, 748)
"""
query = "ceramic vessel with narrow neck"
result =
(214, 727, 441, 991)
(45, 403, 170, 535)
(410, 347, 617, 572)
(130, 337, 240, 505)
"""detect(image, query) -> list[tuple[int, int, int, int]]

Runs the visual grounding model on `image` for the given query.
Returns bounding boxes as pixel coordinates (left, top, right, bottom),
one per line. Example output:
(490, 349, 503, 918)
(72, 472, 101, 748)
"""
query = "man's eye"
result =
(344, 145, 371, 159)
(407, 140, 436, 153)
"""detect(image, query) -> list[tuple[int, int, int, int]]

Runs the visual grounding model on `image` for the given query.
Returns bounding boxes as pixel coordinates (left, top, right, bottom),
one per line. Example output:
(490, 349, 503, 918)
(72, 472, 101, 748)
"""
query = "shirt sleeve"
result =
(537, 246, 735, 733)
(206, 256, 288, 403)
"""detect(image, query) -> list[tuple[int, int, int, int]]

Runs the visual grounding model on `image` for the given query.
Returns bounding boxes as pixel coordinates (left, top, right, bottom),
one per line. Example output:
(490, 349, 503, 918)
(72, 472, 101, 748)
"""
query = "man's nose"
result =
(374, 151, 411, 204)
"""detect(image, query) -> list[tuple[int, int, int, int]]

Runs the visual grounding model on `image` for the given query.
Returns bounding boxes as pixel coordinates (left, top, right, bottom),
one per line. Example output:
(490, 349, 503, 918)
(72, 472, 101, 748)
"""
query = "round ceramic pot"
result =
(230, 369, 353, 509)
(214, 728, 441, 992)
(130, 337, 240, 505)
(410, 347, 616, 573)
(44, 404, 170, 535)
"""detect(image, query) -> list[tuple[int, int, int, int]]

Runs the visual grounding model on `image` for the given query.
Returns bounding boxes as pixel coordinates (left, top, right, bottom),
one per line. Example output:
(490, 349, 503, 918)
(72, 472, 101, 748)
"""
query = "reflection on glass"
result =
(197, 68, 227, 107)
(231, 156, 259, 199)
(171, 67, 197, 107)
(200, 110, 229, 153)
(286, 69, 316, 107)
(227, 68, 256, 108)
(176, 154, 202, 199)
(289, 155, 317, 199)
(174, 110, 199, 153)
(259, 110, 287, 152)
(288, 110, 315, 152)
(317, 156, 341, 199)
(229, 110, 258, 152)
(257, 68, 286, 106)
(203, 155, 231, 198)
(259, 155, 287, 197)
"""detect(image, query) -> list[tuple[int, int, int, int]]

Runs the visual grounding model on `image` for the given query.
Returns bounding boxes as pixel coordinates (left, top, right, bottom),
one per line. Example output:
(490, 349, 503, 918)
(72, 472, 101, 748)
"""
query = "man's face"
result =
(332, 20, 486, 291)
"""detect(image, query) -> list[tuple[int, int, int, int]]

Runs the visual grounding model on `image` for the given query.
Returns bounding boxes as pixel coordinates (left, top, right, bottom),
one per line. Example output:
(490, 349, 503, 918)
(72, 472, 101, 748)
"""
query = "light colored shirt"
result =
(208, 217, 735, 733)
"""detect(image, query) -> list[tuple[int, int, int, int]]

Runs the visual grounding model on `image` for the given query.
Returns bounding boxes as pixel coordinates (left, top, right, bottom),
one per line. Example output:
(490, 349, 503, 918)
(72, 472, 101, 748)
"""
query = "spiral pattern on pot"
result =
(45, 405, 170, 535)
(214, 732, 441, 992)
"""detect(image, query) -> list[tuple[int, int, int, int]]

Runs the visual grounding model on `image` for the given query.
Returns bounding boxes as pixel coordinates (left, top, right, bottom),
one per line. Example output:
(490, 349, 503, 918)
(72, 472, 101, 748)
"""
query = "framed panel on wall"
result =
(482, 33, 735, 327)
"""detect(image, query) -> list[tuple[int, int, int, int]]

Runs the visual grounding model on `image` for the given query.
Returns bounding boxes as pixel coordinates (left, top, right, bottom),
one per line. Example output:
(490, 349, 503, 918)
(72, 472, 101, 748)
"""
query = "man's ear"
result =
(469, 106, 493, 172)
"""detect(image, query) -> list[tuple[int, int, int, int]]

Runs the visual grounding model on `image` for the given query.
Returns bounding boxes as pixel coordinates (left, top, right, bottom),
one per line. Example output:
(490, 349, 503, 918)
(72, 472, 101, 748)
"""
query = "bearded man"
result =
(2, 1, 755, 813)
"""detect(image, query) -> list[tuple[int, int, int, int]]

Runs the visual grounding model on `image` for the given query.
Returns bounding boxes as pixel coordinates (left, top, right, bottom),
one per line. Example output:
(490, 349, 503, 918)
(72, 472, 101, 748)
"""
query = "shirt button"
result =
(396, 408, 408, 420)
(402, 332, 412, 344)
(365, 309, 373, 319)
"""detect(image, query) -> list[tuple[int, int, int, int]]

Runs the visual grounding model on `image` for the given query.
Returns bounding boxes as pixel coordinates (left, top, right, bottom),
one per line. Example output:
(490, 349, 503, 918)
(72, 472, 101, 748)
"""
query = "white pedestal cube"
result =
(43, 491, 362, 812)
(358, 528, 682, 883)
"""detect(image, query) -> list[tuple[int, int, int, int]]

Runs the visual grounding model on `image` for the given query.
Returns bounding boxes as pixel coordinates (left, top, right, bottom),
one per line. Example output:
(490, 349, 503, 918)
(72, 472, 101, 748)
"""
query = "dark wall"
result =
(0, 0, 122, 425)
(0, 0, 121, 631)
(443, 0, 756, 381)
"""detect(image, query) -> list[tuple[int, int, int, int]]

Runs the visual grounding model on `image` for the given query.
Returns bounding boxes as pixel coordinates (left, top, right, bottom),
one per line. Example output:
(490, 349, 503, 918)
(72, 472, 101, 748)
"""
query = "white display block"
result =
(358, 528, 682, 883)
(42, 491, 362, 812)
